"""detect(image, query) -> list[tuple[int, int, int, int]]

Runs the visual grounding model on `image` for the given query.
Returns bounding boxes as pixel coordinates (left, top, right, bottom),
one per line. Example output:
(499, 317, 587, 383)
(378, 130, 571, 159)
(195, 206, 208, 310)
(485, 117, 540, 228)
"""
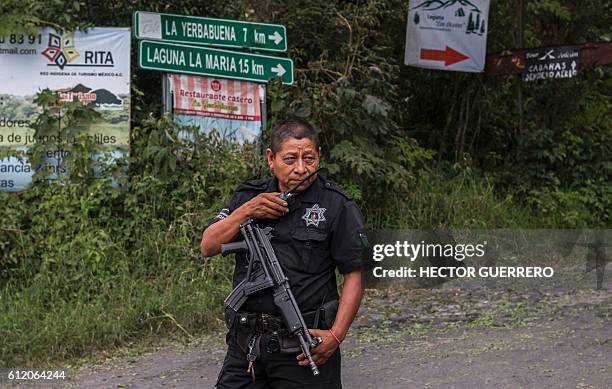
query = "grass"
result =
(0, 179, 235, 368)
(364, 169, 538, 229)
(0, 255, 232, 368)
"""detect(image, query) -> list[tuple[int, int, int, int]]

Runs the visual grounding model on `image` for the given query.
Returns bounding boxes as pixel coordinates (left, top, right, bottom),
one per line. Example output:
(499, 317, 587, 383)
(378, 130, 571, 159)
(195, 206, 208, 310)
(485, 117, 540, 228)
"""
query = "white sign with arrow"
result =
(404, 0, 490, 72)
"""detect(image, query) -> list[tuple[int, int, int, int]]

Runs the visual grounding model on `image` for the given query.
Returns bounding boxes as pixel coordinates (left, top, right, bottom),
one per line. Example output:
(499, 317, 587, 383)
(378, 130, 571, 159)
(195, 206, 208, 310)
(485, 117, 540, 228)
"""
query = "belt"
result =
(227, 309, 326, 358)
(230, 310, 321, 334)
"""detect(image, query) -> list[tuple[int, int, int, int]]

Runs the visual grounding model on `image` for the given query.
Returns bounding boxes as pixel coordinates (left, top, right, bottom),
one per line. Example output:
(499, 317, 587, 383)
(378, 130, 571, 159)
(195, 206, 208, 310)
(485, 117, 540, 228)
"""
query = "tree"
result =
(0, 0, 89, 36)
(467, 12, 474, 33)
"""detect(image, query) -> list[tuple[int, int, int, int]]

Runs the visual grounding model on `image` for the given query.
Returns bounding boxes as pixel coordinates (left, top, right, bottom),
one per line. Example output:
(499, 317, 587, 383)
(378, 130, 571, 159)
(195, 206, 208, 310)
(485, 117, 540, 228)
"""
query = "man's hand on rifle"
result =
(296, 329, 340, 367)
(243, 193, 289, 220)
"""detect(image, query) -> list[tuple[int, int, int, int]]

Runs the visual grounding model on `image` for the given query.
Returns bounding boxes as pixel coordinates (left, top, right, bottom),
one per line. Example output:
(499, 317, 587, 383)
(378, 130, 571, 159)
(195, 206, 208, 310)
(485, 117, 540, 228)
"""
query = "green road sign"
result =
(134, 11, 287, 52)
(138, 40, 294, 85)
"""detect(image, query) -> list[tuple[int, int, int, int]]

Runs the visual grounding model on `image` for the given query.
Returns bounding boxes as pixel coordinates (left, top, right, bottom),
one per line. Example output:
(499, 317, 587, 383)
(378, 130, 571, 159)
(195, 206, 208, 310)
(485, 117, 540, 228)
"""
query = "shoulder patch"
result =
(322, 179, 352, 200)
(236, 178, 271, 193)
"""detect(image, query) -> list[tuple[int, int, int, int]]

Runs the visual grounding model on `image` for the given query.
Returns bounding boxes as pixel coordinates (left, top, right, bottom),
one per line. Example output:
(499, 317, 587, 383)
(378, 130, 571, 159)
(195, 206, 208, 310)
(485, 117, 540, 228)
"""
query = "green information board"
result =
(134, 11, 287, 52)
(138, 40, 294, 85)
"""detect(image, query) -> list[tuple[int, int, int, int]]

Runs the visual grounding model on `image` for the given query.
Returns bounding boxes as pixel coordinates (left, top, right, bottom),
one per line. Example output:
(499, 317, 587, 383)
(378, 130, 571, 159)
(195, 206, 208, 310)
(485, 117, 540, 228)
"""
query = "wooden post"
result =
(516, 0, 524, 135)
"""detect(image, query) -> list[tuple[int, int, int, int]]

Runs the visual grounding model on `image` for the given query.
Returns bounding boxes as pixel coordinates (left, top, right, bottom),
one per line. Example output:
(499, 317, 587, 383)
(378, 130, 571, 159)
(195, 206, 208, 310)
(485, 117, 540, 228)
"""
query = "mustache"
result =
(285, 168, 321, 194)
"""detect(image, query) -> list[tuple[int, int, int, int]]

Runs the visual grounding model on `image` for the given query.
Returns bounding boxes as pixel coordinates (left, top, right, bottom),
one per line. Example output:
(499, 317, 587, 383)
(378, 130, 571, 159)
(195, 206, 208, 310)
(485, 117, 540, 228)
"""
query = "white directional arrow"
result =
(271, 64, 286, 77)
(268, 31, 283, 45)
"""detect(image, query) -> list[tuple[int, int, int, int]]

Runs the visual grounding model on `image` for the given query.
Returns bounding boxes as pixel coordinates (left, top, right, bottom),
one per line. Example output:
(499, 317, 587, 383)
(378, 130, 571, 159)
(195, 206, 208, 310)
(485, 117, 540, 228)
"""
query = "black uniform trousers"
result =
(215, 333, 342, 389)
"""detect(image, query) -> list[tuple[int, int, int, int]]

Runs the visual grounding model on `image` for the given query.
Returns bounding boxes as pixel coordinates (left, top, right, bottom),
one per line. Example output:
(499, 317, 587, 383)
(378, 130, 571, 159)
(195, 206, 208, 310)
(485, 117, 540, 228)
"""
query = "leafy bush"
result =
(0, 97, 252, 366)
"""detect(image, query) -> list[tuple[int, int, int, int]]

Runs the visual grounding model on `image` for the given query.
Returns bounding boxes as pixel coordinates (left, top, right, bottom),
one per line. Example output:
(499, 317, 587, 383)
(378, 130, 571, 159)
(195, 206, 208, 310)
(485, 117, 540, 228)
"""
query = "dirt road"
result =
(63, 281, 610, 388)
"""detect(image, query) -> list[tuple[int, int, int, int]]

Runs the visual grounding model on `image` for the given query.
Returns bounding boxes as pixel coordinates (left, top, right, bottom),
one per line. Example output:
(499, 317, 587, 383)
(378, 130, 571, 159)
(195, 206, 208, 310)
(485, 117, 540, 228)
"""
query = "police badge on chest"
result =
(301, 204, 327, 227)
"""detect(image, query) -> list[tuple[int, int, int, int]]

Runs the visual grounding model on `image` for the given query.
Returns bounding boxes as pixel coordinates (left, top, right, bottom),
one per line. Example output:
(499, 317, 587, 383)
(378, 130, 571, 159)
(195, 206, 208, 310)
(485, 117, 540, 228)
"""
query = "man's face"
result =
(267, 137, 320, 193)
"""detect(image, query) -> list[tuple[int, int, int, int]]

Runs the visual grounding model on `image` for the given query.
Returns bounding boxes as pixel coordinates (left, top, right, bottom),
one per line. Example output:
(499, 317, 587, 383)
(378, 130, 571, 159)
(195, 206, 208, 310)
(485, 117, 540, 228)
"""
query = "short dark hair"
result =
(270, 118, 320, 154)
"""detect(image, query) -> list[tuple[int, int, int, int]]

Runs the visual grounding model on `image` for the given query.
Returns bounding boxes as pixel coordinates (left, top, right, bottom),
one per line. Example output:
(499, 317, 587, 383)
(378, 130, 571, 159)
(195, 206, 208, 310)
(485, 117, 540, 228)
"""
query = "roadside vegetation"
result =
(0, 0, 610, 366)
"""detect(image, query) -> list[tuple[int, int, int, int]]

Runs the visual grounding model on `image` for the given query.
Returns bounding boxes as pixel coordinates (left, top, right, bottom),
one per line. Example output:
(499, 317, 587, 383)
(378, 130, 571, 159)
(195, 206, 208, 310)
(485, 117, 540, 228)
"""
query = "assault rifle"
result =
(221, 221, 322, 375)
(220, 168, 323, 376)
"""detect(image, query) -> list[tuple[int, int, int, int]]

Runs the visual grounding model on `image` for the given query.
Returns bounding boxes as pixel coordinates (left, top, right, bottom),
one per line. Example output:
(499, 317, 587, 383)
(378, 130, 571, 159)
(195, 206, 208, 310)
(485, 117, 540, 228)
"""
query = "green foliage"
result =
(0, 0, 610, 367)
(526, 180, 611, 227)
(26, 90, 102, 184)
(264, 0, 435, 203)
(397, 1, 611, 225)
(499, 71, 612, 225)
(0, 101, 253, 366)
(365, 165, 537, 229)
(0, 0, 90, 36)
(0, 178, 232, 366)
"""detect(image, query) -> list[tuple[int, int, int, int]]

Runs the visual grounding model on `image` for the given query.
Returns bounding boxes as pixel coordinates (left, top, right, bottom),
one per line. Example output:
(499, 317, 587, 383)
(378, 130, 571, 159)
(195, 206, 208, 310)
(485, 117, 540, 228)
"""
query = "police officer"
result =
(200, 118, 366, 389)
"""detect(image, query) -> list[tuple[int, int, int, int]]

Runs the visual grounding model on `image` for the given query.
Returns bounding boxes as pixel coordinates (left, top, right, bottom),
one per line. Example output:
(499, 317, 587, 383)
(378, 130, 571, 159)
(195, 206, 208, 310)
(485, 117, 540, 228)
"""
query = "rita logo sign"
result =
(41, 32, 79, 69)
(41, 32, 115, 70)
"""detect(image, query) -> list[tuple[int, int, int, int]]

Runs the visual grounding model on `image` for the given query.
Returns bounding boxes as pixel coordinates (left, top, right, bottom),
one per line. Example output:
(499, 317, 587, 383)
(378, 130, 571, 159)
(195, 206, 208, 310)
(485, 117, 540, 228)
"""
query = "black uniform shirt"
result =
(210, 175, 366, 314)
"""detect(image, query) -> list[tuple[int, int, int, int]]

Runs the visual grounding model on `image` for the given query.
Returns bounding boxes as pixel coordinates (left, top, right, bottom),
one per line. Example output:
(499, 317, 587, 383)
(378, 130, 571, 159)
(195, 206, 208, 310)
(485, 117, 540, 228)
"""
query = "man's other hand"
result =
(296, 329, 339, 367)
